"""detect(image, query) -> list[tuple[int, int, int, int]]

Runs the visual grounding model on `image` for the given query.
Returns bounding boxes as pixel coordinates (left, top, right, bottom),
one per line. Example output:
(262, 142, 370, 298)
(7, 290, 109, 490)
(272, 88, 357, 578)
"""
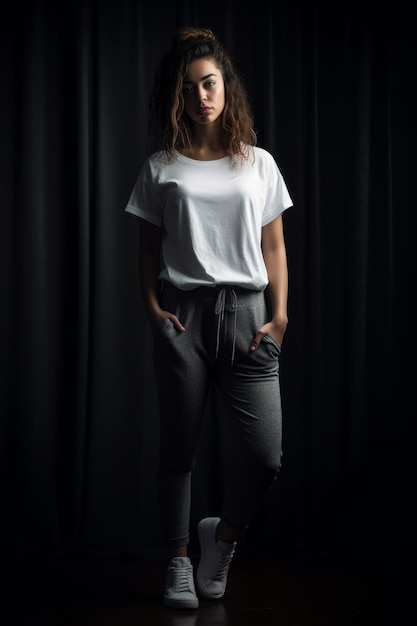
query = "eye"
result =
(182, 85, 194, 94)
(205, 81, 215, 88)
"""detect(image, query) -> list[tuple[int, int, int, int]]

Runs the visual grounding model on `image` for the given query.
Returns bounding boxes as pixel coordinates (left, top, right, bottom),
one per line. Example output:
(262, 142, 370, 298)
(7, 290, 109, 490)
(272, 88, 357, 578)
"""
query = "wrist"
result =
(271, 314, 288, 328)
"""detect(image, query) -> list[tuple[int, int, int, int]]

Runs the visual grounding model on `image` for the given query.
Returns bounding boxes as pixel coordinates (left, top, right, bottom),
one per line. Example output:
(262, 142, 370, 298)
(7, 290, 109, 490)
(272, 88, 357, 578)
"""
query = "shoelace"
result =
(173, 566, 195, 592)
(212, 544, 235, 580)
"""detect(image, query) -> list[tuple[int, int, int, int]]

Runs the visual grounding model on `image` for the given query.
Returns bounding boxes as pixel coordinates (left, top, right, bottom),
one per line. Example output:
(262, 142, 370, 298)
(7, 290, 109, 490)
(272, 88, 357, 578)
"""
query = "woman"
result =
(125, 26, 293, 609)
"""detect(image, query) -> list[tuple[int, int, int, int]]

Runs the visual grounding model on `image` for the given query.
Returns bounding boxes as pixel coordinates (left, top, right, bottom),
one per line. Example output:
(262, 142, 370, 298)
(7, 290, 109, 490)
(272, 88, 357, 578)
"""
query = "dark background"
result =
(1, 0, 415, 592)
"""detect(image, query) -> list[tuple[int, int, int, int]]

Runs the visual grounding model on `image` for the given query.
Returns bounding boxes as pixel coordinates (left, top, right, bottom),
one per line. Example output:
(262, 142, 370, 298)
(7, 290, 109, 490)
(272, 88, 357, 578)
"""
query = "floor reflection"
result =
(161, 601, 227, 626)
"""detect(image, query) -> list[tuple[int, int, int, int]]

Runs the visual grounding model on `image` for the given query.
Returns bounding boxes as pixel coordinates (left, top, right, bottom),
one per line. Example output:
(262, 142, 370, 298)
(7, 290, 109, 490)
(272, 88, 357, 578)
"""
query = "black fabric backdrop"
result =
(1, 0, 415, 584)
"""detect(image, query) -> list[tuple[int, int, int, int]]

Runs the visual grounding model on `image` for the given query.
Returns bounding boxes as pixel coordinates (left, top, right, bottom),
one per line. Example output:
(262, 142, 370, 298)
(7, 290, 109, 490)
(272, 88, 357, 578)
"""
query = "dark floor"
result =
(5, 551, 410, 625)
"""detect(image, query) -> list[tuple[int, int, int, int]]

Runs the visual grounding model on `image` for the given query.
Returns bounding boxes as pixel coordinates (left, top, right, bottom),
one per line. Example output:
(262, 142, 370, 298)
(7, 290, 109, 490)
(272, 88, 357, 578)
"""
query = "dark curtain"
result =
(1, 0, 415, 583)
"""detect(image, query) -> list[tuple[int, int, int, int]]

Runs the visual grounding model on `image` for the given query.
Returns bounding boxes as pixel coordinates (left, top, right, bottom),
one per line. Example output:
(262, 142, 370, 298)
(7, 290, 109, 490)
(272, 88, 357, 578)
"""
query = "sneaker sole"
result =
(163, 595, 199, 609)
(197, 518, 224, 600)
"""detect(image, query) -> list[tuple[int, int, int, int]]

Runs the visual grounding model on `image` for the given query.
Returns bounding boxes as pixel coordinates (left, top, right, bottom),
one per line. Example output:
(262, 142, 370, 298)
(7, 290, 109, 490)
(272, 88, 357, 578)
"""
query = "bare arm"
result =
(250, 214, 288, 351)
(139, 219, 185, 332)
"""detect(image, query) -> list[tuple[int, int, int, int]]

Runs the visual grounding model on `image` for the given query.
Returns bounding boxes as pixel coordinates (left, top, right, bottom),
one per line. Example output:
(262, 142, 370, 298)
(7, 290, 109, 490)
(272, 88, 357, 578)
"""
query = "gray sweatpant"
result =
(153, 281, 283, 549)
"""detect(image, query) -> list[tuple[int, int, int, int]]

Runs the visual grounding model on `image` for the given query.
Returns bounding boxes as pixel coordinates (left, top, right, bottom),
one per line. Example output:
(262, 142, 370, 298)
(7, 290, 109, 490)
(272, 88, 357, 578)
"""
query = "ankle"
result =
(215, 521, 238, 544)
(169, 546, 188, 559)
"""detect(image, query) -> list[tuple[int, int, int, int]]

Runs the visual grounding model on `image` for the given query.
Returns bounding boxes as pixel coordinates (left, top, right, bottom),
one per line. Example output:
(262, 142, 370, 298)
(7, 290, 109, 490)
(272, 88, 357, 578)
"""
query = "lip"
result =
(197, 107, 213, 115)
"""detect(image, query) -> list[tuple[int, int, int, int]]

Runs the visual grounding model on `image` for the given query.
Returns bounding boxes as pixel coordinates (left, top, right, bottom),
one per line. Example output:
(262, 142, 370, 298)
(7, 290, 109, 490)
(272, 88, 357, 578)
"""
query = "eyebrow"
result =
(183, 73, 217, 85)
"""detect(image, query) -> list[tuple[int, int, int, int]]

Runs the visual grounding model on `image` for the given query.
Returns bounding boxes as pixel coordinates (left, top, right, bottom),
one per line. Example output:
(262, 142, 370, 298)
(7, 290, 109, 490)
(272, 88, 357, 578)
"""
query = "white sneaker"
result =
(196, 517, 236, 600)
(163, 556, 199, 609)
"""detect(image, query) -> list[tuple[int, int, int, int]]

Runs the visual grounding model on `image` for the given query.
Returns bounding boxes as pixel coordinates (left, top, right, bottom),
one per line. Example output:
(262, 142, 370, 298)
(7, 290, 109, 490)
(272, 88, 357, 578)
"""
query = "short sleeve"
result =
(261, 152, 293, 227)
(124, 157, 163, 227)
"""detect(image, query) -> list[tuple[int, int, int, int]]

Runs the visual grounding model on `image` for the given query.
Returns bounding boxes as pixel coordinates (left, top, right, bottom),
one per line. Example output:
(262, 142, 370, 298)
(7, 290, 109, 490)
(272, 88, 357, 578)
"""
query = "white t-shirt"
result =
(125, 147, 293, 290)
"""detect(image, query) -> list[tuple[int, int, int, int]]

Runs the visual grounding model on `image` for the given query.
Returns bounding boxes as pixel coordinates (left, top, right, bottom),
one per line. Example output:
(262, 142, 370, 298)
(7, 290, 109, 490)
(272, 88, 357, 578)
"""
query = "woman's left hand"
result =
(250, 319, 287, 352)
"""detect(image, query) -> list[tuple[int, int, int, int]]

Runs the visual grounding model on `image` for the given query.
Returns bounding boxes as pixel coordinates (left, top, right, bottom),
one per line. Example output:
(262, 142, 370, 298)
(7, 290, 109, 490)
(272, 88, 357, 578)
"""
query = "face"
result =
(182, 58, 225, 126)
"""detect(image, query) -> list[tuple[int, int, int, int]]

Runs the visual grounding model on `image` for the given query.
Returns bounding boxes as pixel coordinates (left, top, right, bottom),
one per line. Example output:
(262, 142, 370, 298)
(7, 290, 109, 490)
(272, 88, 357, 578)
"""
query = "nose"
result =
(197, 86, 207, 103)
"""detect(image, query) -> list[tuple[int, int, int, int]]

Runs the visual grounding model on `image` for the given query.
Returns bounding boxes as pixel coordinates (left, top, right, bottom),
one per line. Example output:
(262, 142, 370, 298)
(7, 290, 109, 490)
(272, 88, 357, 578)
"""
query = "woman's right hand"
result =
(149, 309, 185, 333)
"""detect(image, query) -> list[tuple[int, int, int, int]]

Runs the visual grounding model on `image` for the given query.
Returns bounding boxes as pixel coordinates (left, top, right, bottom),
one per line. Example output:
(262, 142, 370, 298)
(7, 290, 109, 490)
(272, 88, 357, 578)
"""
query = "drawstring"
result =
(214, 288, 226, 360)
(214, 287, 238, 365)
(231, 289, 237, 364)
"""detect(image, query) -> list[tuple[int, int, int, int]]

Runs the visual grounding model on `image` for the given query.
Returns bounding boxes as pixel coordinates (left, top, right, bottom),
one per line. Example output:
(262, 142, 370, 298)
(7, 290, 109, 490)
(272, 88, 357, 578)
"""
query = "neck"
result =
(182, 126, 226, 161)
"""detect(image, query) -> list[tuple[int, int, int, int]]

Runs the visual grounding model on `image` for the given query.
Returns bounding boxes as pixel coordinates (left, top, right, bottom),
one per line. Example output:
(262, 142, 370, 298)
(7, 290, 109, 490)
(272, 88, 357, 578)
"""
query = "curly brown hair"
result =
(148, 27, 257, 163)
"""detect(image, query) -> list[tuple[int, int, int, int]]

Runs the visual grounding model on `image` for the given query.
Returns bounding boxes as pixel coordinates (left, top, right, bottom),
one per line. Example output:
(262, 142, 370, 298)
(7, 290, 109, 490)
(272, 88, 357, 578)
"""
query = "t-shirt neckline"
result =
(176, 152, 229, 164)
